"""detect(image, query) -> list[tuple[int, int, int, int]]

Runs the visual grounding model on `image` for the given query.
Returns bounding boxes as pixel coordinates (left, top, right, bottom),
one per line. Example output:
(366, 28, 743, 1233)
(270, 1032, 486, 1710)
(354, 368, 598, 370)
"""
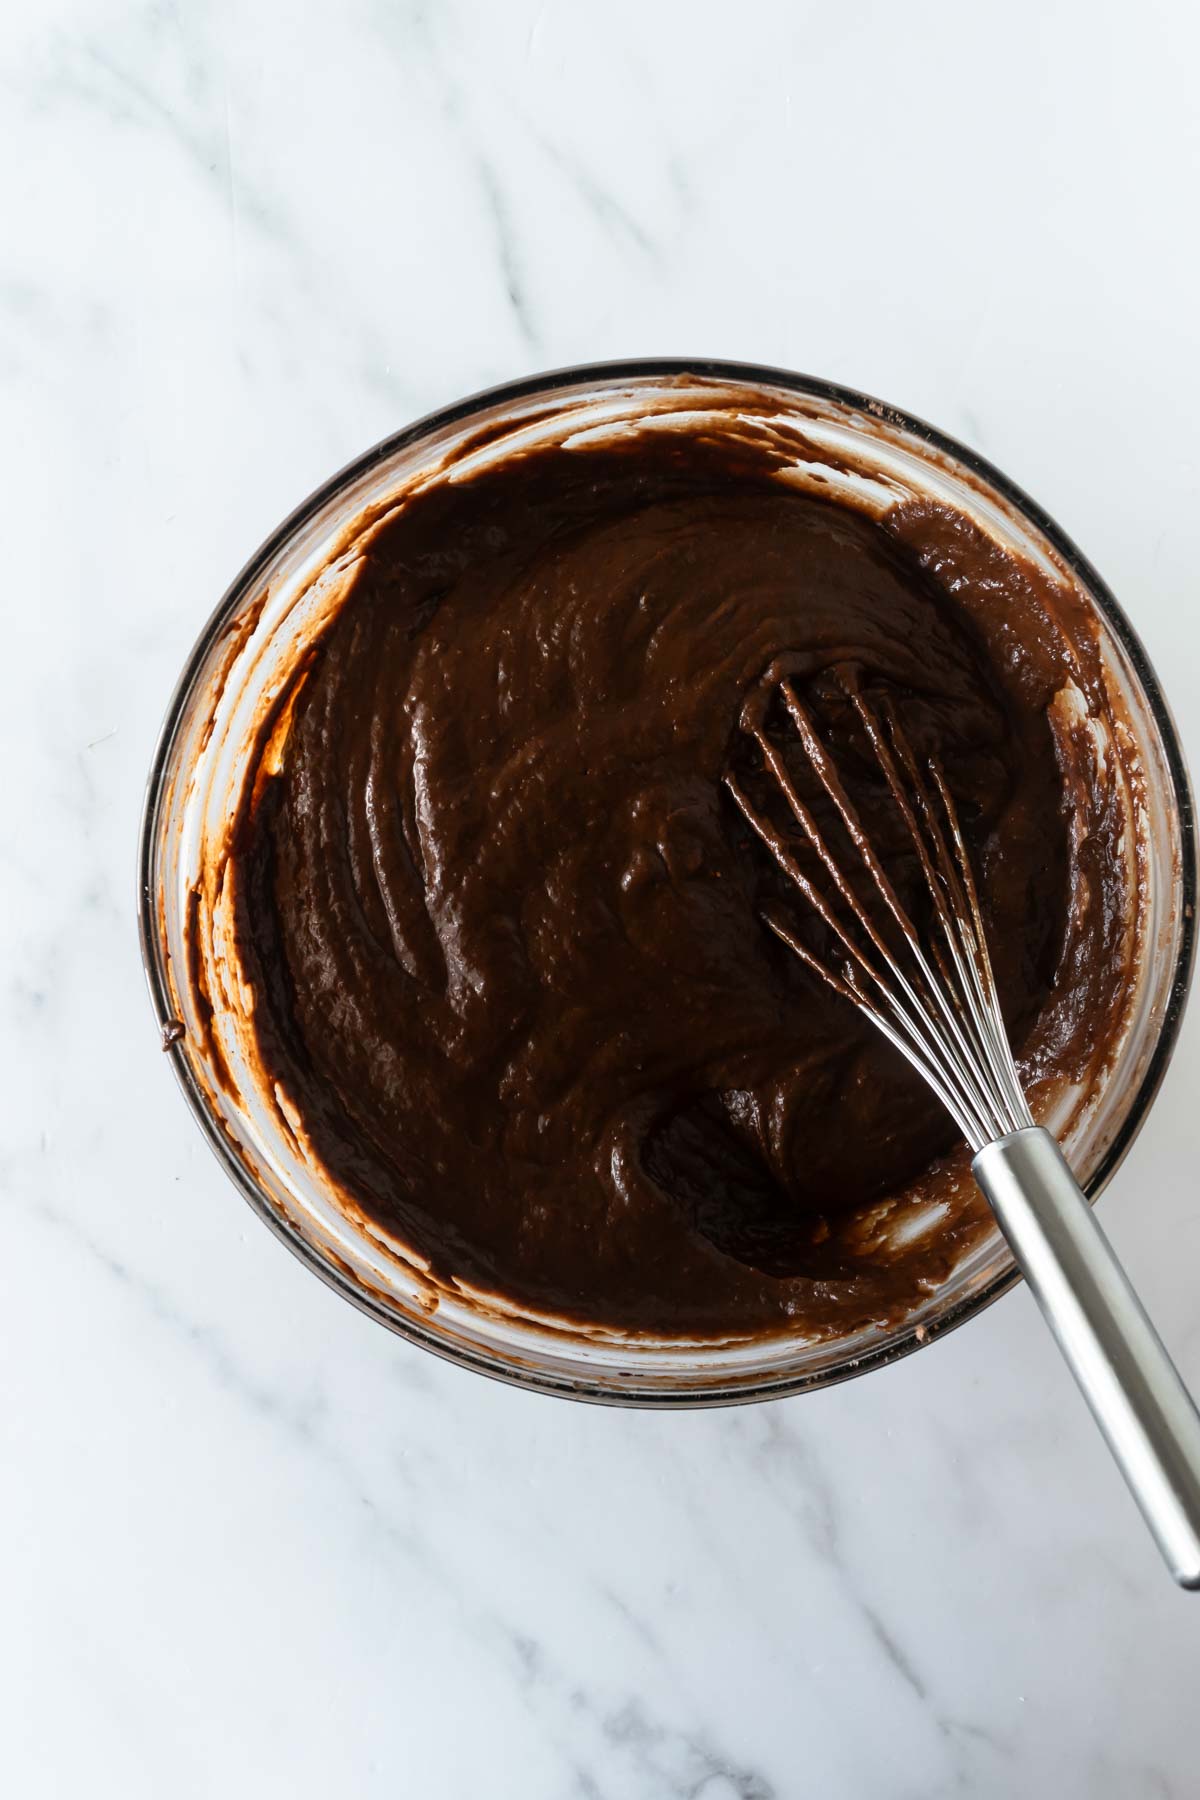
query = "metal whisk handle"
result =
(973, 1129, 1200, 1588)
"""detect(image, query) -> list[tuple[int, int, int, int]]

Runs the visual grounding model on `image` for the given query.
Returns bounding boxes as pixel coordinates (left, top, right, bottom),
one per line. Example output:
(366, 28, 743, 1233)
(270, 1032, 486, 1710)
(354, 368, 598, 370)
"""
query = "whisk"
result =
(727, 668, 1200, 1588)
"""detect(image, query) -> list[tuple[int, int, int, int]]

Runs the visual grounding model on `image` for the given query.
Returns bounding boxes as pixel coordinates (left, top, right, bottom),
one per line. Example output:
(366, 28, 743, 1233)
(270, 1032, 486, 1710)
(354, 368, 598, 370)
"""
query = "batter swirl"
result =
(229, 426, 1130, 1337)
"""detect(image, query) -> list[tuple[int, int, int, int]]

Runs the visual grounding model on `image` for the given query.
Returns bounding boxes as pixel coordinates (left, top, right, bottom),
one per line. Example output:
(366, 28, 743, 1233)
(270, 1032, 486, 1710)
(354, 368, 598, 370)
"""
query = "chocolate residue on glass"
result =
(219, 425, 1134, 1339)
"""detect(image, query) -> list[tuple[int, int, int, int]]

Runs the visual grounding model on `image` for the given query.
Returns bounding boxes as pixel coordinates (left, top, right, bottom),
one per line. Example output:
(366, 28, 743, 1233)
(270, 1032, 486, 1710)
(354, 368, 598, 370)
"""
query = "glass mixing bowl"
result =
(138, 360, 1196, 1405)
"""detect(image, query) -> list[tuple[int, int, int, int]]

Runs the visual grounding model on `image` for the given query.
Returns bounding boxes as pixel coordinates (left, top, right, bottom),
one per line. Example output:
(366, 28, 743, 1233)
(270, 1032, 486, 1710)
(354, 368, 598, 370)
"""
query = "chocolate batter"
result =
(225, 423, 1131, 1338)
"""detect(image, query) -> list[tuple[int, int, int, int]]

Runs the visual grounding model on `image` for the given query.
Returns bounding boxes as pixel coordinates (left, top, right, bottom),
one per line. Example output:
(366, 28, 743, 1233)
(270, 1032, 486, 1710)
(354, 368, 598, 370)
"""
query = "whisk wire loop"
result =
(725, 673, 1034, 1155)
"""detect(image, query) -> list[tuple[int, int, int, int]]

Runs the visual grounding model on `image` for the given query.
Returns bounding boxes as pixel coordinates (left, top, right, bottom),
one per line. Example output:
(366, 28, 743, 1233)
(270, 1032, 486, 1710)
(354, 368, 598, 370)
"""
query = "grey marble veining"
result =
(3, 1, 1199, 1795)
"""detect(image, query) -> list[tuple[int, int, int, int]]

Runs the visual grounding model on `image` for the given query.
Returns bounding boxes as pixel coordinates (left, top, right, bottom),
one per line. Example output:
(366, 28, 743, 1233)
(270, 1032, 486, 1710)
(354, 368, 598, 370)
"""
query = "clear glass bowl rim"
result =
(137, 357, 1198, 1407)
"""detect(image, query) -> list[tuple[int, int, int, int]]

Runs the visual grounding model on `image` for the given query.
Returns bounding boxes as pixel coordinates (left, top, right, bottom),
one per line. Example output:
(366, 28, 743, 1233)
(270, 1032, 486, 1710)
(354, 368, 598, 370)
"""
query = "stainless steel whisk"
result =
(727, 670, 1200, 1588)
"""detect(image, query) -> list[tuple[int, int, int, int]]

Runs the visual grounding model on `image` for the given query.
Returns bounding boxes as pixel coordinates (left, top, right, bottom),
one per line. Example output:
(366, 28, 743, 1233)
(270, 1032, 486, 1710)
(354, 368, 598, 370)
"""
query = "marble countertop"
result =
(5, 1, 1199, 1793)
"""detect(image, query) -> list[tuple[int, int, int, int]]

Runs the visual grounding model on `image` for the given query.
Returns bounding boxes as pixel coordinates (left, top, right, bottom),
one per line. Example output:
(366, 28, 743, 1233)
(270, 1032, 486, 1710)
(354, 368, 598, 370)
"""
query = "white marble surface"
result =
(4, 1, 1199, 1793)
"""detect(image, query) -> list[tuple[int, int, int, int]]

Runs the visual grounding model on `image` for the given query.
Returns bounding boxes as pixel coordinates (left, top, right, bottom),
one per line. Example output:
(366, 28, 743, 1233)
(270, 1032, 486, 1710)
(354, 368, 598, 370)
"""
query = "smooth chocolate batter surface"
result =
(226, 422, 1131, 1339)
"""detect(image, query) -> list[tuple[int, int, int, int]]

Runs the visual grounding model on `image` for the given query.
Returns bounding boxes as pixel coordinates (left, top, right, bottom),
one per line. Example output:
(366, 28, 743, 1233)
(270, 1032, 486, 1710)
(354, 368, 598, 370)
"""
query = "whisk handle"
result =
(973, 1127, 1200, 1589)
